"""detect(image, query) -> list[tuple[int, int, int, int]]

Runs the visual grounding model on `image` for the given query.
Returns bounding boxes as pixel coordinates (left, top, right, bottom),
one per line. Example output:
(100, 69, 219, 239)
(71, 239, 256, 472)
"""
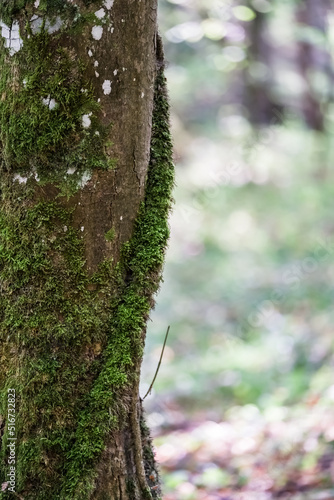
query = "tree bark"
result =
(0, 1, 173, 499)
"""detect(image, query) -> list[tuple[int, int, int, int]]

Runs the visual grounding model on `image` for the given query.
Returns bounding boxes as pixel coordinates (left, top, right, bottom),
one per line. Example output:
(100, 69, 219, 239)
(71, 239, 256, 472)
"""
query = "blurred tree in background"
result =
(141, 1, 334, 498)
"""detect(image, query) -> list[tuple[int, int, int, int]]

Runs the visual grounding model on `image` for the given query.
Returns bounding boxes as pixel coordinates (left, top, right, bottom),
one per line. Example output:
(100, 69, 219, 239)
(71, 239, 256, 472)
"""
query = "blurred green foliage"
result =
(142, 0, 334, 427)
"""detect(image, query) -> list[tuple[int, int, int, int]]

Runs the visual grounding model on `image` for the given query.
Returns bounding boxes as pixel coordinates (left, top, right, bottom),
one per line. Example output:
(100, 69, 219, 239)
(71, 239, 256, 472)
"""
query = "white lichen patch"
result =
(102, 80, 112, 95)
(104, 0, 114, 9)
(0, 20, 23, 55)
(91, 25, 103, 41)
(81, 226, 84, 232)
(63, 225, 68, 232)
(120, 216, 123, 221)
(88, 49, 93, 57)
(34, 0, 40, 7)
(46, 16, 63, 34)
(109, 26, 114, 34)
(95, 8, 106, 19)
(67, 167, 76, 175)
(30, 15, 43, 34)
(141, 92, 145, 98)
(13, 174, 28, 184)
(94, 60, 99, 67)
(48, 99, 57, 110)
(82, 113, 92, 128)
(113, 69, 118, 76)
(31, 14, 62, 34)
(95, 71, 99, 78)
(78, 171, 92, 188)
(95, 130, 100, 136)
(41, 95, 57, 110)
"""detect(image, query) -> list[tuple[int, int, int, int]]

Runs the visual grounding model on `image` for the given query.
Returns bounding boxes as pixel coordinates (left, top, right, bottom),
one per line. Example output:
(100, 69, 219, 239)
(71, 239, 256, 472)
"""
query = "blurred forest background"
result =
(141, 1, 334, 498)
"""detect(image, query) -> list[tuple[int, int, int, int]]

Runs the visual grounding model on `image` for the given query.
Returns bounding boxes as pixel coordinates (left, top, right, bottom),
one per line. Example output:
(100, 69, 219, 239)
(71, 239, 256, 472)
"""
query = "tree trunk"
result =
(243, 4, 282, 126)
(0, 1, 174, 499)
(296, 0, 332, 131)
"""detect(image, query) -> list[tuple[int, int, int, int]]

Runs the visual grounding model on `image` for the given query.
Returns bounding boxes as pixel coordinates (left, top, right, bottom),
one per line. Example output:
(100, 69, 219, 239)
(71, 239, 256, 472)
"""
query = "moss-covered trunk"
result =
(0, 1, 174, 499)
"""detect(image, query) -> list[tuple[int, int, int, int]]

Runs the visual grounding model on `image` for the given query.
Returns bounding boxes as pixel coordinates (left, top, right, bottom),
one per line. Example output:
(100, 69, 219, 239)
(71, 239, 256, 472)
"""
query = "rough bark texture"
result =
(0, 1, 174, 499)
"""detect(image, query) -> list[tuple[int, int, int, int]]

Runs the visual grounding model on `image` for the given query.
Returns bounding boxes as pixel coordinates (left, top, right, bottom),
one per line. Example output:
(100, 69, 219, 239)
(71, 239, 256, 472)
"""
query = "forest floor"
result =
(152, 397, 334, 500)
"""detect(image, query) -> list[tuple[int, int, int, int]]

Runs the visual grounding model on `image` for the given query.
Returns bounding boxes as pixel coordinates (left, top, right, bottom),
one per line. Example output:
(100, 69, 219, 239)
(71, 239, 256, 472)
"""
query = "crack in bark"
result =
(118, 476, 123, 500)
(132, 147, 142, 188)
(130, 390, 153, 500)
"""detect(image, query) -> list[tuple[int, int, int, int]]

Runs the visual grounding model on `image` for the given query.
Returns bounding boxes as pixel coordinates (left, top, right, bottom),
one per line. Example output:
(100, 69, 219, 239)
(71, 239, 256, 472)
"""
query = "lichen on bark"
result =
(0, 5, 114, 196)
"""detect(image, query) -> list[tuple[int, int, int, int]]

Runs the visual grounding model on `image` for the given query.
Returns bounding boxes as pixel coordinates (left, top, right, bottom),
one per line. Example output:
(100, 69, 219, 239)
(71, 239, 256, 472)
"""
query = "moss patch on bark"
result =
(0, 62, 174, 500)
(0, 0, 100, 27)
(0, 33, 113, 194)
(0, 186, 115, 498)
(60, 67, 174, 500)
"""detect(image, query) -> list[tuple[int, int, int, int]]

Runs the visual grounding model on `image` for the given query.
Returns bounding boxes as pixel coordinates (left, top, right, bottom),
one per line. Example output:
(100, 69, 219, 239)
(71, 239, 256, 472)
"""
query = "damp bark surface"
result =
(0, 1, 174, 499)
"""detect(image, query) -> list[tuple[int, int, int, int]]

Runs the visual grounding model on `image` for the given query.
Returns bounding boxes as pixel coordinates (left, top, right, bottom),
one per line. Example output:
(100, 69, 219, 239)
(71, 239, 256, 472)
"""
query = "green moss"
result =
(0, 60, 174, 500)
(0, 190, 116, 498)
(126, 478, 136, 496)
(0, 0, 27, 25)
(105, 228, 115, 242)
(0, 23, 112, 196)
(59, 68, 174, 499)
(0, 0, 102, 26)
